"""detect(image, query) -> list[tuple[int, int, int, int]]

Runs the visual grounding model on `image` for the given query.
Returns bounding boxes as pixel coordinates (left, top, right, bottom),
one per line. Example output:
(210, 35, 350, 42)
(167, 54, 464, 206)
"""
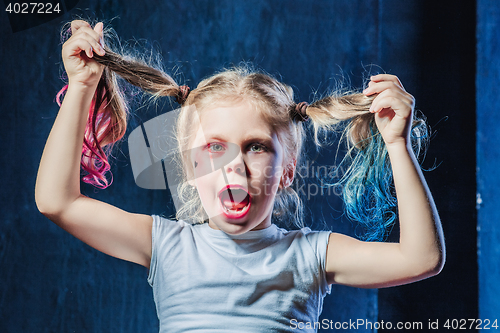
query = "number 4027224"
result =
(443, 319, 498, 330)
(5, 3, 61, 14)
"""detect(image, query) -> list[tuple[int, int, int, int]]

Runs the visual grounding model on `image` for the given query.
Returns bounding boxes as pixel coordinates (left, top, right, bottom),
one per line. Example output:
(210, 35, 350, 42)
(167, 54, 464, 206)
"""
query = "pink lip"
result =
(218, 184, 252, 220)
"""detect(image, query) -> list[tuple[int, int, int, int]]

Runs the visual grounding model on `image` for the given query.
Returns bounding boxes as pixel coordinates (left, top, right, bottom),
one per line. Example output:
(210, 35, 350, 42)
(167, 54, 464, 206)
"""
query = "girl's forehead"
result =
(195, 101, 275, 138)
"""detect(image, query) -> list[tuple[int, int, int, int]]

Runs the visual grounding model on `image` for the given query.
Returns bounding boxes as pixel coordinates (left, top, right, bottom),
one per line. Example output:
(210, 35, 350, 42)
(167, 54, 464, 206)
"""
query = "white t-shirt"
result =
(148, 215, 332, 332)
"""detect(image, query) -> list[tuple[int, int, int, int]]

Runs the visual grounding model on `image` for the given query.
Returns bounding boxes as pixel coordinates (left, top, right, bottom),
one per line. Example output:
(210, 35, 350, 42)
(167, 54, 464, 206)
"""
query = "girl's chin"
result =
(208, 218, 251, 235)
(208, 213, 270, 235)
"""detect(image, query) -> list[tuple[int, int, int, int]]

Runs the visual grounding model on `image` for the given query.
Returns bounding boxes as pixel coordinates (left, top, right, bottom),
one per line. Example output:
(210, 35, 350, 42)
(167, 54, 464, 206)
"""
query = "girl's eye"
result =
(207, 143, 225, 153)
(249, 144, 267, 153)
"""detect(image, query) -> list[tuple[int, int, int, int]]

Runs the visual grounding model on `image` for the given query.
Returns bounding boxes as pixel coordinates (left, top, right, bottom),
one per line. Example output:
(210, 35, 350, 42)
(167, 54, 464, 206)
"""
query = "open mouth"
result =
(218, 185, 251, 218)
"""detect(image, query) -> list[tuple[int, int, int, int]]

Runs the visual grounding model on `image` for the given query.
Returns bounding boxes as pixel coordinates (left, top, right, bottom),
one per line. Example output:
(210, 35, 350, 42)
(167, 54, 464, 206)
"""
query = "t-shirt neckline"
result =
(200, 222, 279, 240)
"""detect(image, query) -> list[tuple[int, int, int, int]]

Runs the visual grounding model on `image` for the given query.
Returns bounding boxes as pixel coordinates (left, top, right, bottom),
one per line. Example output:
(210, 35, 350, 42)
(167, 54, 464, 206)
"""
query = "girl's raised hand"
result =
(62, 20, 106, 89)
(363, 74, 415, 147)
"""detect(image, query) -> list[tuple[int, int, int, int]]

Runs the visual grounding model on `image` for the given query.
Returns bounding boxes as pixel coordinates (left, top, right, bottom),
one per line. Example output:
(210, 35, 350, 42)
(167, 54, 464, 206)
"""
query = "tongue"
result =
(222, 198, 248, 210)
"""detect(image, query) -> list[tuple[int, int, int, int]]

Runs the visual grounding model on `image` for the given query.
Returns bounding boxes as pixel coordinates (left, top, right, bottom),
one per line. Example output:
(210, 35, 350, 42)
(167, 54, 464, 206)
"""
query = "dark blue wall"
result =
(477, 0, 500, 322)
(0, 1, 481, 332)
(378, 2, 479, 331)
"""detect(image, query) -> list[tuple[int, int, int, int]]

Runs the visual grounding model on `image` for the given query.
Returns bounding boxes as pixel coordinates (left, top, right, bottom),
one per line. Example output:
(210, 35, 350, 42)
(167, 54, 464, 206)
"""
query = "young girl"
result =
(35, 20, 445, 332)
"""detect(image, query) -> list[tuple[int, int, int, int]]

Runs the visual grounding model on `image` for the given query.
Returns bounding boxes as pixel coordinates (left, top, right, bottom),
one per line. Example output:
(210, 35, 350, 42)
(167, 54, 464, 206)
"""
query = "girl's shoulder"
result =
(276, 224, 331, 242)
(274, 225, 331, 262)
(150, 215, 196, 245)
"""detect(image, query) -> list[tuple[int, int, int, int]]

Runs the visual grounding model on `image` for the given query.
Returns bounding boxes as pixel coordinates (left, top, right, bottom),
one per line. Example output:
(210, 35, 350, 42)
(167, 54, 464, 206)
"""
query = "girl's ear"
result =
(186, 163, 196, 187)
(280, 158, 297, 188)
(184, 155, 196, 187)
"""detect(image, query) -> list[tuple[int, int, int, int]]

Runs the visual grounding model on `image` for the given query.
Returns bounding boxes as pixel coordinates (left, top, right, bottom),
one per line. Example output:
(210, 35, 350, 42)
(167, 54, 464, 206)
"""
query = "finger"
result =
(93, 22, 105, 48)
(370, 91, 413, 117)
(94, 22, 103, 34)
(364, 80, 410, 97)
(371, 86, 413, 105)
(71, 20, 91, 35)
(72, 25, 102, 44)
(78, 26, 105, 56)
(369, 74, 404, 87)
(64, 36, 98, 59)
(69, 30, 105, 56)
(371, 97, 412, 119)
(370, 89, 413, 110)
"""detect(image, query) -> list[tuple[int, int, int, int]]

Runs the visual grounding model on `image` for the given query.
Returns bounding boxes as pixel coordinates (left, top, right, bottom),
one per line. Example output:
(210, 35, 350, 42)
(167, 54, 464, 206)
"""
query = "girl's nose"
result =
(225, 149, 246, 175)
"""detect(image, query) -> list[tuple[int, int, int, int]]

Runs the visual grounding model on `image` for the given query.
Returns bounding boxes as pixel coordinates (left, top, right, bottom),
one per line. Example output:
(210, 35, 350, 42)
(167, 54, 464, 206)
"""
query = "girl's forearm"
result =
(387, 142, 445, 274)
(35, 84, 95, 215)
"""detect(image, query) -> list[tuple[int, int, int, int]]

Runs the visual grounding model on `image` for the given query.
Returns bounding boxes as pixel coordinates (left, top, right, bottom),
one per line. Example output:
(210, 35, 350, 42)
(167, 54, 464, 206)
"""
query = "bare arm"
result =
(35, 20, 152, 268)
(325, 74, 445, 288)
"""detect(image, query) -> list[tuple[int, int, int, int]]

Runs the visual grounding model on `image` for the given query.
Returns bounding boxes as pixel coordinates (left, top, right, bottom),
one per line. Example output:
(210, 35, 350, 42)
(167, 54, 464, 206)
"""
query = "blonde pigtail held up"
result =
(306, 93, 375, 148)
(61, 23, 187, 188)
(92, 49, 182, 100)
(301, 90, 428, 241)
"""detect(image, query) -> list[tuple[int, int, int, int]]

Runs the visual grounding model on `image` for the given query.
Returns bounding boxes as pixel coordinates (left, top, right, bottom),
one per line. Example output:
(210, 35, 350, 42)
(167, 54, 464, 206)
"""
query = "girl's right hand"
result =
(62, 20, 106, 89)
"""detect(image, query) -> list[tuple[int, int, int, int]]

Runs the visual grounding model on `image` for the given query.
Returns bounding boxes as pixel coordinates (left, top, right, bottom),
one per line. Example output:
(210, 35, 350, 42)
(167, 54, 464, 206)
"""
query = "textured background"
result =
(0, 0, 493, 332)
(477, 0, 500, 326)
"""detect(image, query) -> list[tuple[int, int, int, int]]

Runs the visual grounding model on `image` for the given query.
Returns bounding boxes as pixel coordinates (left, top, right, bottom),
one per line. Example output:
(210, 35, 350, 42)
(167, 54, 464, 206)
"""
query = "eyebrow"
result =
(202, 131, 274, 143)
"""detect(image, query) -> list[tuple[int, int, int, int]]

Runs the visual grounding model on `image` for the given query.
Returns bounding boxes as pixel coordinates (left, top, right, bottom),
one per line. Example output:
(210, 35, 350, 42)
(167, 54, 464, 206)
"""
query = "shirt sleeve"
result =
(303, 229, 332, 295)
(147, 215, 182, 287)
(147, 216, 192, 287)
(147, 215, 160, 287)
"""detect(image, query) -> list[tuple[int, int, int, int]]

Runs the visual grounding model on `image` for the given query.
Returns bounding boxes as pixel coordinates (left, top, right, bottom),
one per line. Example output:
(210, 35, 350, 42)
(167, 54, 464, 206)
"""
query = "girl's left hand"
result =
(363, 74, 415, 147)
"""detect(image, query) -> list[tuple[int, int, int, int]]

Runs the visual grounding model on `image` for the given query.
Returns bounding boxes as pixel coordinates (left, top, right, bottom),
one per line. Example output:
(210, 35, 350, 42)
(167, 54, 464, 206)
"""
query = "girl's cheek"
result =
(248, 155, 278, 177)
(193, 169, 216, 194)
(248, 160, 262, 178)
(249, 179, 262, 197)
(192, 150, 219, 181)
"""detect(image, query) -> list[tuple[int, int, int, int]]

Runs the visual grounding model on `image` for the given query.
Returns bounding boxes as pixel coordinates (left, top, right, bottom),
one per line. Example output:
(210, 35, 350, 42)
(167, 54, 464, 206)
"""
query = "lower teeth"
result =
(223, 206, 245, 212)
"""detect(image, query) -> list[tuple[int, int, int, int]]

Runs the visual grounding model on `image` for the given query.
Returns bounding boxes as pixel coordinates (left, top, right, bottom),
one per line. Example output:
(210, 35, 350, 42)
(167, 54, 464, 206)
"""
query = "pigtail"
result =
(306, 93, 428, 241)
(57, 26, 184, 188)
(92, 49, 180, 99)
